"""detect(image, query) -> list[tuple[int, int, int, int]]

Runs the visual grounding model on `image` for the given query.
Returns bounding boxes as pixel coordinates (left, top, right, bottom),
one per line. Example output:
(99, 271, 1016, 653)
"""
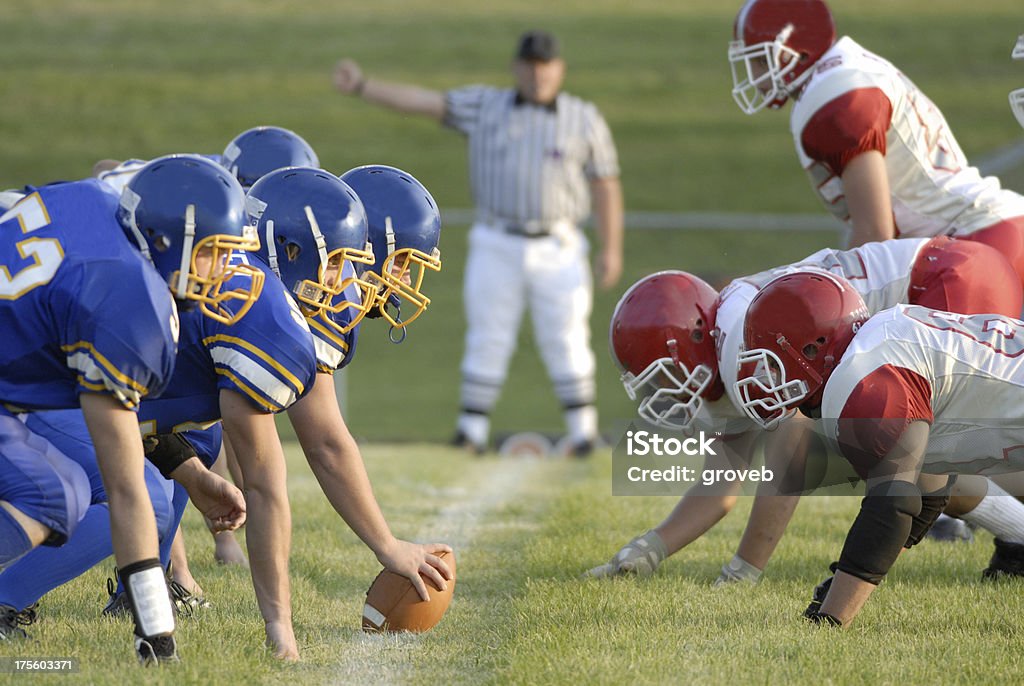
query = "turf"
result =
(2, 443, 1021, 684)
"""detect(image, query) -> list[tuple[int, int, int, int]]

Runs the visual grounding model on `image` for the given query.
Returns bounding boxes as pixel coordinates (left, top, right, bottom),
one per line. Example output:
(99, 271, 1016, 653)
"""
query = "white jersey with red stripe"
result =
(820, 305, 1024, 475)
(791, 37, 1024, 237)
(698, 239, 932, 434)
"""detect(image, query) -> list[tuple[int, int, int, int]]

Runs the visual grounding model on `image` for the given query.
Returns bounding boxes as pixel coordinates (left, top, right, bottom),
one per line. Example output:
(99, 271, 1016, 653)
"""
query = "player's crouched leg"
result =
(1, 412, 90, 639)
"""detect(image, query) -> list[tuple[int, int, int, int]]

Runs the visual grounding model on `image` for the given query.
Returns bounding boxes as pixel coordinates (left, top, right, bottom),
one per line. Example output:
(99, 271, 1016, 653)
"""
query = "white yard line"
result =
(329, 458, 538, 685)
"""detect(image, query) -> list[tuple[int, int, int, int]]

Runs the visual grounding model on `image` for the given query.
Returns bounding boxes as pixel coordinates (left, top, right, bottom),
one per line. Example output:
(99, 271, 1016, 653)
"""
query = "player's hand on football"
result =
(594, 246, 623, 291)
(377, 539, 454, 602)
(333, 58, 364, 95)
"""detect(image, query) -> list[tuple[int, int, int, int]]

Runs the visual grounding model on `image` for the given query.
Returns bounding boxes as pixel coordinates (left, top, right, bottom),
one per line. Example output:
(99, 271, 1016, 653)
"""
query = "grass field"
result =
(2, 443, 1022, 684)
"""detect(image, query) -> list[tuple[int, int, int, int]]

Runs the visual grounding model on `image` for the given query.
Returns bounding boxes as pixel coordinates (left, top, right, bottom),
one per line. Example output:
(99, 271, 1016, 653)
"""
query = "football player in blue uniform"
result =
(0, 155, 254, 663)
(166, 164, 450, 656)
(96, 125, 318, 195)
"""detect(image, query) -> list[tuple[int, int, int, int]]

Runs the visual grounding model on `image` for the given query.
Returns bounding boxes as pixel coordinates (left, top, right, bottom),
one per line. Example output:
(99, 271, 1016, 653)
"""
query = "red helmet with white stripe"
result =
(609, 271, 723, 431)
(729, 0, 836, 114)
(735, 270, 868, 429)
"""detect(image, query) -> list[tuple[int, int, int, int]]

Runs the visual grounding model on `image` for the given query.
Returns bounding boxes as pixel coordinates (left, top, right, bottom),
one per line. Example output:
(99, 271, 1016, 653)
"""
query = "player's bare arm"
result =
(286, 372, 452, 602)
(80, 393, 161, 566)
(590, 175, 624, 290)
(841, 150, 897, 247)
(219, 389, 297, 661)
(731, 414, 815, 573)
(334, 58, 446, 121)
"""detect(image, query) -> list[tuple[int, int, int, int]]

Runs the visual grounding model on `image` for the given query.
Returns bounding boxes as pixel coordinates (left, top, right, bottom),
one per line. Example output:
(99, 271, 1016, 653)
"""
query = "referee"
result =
(334, 29, 624, 456)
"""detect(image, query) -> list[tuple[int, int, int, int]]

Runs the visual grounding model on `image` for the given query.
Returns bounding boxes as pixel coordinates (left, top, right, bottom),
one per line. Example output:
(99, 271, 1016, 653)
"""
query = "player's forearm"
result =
(80, 393, 161, 565)
(359, 78, 446, 120)
(654, 481, 742, 555)
(841, 151, 896, 247)
(243, 478, 293, 625)
(305, 434, 396, 556)
(734, 494, 801, 570)
(590, 176, 624, 254)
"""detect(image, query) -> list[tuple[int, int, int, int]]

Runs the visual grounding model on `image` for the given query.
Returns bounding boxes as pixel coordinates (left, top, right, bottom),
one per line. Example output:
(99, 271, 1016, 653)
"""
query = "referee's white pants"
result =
(459, 223, 596, 416)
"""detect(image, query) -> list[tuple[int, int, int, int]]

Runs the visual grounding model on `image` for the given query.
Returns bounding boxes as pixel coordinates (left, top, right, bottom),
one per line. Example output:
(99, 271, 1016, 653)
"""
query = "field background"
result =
(2, 0, 1024, 683)
(3, 0, 1023, 441)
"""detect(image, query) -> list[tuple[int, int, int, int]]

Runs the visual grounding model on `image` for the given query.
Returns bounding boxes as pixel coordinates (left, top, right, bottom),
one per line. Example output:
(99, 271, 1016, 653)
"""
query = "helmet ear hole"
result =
(285, 242, 301, 262)
(691, 330, 704, 343)
(802, 343, 818, 360)
(153, 235, 171, 252)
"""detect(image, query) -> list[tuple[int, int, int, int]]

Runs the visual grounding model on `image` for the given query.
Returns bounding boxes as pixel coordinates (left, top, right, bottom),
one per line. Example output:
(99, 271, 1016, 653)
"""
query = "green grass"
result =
(2, 442, 1021, 684)
(3, 0, 1024, 440)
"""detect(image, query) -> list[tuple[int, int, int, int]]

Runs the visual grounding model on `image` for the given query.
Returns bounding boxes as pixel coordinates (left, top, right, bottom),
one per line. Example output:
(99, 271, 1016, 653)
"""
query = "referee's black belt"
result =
(489, 218, 571, 238)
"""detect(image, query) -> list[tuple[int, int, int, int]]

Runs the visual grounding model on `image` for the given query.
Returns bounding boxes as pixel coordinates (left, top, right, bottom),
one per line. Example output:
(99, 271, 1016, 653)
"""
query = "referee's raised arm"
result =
(333, 58, 446, 121)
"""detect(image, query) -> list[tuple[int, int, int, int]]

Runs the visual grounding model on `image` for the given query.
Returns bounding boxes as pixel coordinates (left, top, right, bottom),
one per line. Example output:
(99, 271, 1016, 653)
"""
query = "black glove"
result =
(802, 561, 839, 619)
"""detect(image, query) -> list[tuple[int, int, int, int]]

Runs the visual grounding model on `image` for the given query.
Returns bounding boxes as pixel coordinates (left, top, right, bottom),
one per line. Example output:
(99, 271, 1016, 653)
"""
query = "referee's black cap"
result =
(515, 30, 560, 62)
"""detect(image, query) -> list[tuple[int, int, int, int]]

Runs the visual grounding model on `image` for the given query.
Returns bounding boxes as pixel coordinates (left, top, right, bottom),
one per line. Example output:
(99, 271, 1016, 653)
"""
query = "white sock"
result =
(457, 413, 489, 447)
(564, 405, 597, 445)
(961, 482, 1024, 544)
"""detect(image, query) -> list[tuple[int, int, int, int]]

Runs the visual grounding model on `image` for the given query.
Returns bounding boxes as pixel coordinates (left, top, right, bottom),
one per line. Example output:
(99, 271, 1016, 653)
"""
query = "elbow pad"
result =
(837, 480, 922, 585)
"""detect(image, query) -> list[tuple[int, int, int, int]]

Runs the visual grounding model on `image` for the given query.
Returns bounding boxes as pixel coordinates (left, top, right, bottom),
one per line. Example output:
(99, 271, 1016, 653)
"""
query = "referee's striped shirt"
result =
(443, 85, 620, 226)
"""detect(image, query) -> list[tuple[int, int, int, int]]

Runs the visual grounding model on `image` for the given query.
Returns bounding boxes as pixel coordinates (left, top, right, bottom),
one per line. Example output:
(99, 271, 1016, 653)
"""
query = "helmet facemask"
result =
(363, 245, 442, 329)
(166, 208, 264, 325)
(313, 243, 377, 335)
(734, 347, 807, 430)
(729, 23, 805, 114)
(621, 353, 714, 432)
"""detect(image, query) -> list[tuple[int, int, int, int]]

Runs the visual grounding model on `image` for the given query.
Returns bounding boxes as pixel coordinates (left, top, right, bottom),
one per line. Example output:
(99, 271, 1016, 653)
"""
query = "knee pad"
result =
(905, 476, 955, 548)
(838, 480, 922, 585)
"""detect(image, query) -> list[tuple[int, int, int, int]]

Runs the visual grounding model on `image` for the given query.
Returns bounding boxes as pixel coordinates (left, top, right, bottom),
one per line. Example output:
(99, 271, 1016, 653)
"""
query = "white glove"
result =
(713, 554, 763, 586)
(582, 530, 668, 579)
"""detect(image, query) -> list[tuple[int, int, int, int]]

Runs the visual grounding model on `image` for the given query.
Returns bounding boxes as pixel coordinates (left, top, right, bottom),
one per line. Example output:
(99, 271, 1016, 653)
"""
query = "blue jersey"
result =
(137, 261, 317, 434)
(0, 180, 178, 411)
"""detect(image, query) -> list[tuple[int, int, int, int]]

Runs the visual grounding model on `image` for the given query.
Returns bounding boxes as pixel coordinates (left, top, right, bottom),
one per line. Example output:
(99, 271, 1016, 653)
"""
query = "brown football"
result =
(361, 550, 457, 633)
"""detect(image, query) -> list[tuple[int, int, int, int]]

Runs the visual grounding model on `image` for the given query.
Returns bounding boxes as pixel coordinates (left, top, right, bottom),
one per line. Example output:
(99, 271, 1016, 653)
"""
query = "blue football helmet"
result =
(117, 154, 264, 325)
(339, 165, 442, 330)
(222, 126, 319, 189)
(246, 167, 375, 334)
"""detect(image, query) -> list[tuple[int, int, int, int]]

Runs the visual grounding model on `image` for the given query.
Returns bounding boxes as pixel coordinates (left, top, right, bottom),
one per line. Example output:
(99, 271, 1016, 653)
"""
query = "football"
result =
(361, 550, 457, 633)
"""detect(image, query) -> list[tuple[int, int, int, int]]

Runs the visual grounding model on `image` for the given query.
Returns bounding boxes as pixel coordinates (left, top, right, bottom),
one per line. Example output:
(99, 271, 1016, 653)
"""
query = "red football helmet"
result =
(735, 270, 868, 429)
(609, 271, 723, 431)
(729, 0, 836, 114)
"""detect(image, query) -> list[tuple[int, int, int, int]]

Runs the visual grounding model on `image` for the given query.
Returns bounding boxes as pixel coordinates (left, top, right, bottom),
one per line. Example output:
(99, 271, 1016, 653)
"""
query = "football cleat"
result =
(982, 538, 1024, 580)
(582, 530, 667, 579)
(103, 566, 209, 618)
(450, 430, 486, 457)
(0, 604, 36, 640)
(135, 634, 179, 666)
(103, 569, 131, 618)
(168, 578, 211, 617)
